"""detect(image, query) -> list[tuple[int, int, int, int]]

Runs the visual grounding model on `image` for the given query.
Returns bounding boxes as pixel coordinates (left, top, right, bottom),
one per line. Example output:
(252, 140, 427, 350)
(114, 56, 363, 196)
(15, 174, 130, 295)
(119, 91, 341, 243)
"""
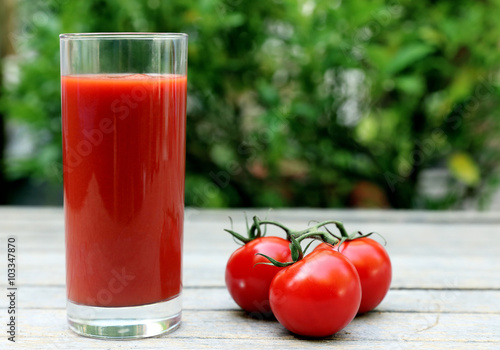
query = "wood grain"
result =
(1, 286, 500, 314)
(0, 207, 499, 349)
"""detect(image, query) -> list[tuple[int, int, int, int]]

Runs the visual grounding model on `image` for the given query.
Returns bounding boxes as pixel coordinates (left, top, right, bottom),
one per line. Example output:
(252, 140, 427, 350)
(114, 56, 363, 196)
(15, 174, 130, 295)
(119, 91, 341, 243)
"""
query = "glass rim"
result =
(59, 32, 188, 40)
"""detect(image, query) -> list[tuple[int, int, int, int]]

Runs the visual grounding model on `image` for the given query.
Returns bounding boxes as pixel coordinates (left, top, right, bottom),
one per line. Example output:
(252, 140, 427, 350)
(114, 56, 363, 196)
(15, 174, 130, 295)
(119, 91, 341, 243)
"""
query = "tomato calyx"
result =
(224, 214, 268, 244)
(227, 215, 384, 269)
(256, 235, 302, 267)
(254, 218, 384, 267)
(255, 219, 343, 267)
(252, 217, 320, 267)
(292, 220, 383, 249)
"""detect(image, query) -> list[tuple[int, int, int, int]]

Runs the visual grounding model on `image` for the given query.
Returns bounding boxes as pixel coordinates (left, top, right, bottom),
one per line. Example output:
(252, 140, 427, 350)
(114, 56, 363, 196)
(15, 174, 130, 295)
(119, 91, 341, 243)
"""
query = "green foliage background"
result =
(2, 0, 500, 208)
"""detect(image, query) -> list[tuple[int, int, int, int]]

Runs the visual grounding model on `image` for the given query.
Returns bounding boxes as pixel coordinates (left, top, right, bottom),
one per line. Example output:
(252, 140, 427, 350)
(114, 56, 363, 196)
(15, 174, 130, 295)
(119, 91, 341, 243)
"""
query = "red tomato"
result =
(225, 237, 292, 315)
(316, 237, 392, 314)
(269, 249, 361, 337)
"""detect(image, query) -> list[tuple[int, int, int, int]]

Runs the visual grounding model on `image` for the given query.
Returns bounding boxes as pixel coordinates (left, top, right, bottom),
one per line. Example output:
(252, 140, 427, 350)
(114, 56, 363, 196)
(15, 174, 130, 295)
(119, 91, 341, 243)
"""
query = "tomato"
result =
(269, 249, 361, 337)
(225, 236, 292, 315)
(316, 237, 392, 314)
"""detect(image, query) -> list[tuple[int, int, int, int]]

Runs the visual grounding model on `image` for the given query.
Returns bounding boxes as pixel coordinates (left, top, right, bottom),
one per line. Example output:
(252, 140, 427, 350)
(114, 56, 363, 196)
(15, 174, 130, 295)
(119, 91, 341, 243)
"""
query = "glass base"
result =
(67, 294, 182, 339)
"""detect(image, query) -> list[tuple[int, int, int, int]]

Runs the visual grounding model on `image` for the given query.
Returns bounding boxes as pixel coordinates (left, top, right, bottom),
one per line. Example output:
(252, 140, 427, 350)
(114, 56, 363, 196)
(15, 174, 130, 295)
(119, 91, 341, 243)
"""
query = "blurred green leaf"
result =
(2, 0, 500, 209)
(448, 152, 481, 186)
(395, 75, 425, 96)
(386, 44, 435, 74)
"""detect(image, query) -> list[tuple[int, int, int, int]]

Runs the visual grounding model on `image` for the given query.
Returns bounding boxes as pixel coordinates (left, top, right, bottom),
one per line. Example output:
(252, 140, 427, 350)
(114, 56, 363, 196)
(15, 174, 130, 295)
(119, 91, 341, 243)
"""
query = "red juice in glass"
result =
(62, 74, 186, 307)
(61, 33, 187, 339)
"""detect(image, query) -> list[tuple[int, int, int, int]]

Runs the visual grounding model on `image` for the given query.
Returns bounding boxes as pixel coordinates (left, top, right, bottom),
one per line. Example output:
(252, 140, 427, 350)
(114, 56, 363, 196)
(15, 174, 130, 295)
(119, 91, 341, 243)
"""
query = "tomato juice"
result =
(62, 74, 186, 307)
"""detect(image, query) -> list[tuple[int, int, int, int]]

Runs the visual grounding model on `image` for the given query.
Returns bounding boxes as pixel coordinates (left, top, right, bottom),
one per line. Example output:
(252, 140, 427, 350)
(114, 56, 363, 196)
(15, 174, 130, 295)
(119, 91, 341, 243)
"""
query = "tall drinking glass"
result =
(60, 33, 188, 339)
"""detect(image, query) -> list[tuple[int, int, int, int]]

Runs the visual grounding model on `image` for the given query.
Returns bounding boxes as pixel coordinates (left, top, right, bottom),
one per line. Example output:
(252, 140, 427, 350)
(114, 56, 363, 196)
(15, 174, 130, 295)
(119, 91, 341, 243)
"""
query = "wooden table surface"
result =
(0, 207, 499, 349)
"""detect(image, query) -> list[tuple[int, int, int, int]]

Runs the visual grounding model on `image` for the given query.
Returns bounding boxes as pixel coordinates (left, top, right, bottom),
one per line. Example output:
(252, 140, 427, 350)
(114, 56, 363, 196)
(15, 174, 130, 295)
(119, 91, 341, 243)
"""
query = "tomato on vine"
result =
(268, 248, 361, 337)
(224, 216, 292, 316)
(224, 214, 392, 336)
(260, 218, 392, 318)
(316, 236, 392, 314)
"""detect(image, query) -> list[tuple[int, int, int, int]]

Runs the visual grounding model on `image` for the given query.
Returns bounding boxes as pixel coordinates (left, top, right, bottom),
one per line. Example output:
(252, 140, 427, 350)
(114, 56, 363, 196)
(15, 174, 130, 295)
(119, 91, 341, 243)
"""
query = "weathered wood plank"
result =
(0, 308, 499, 347)
(2, 220, 500, 257)
(2, 206, 500, 224)
(1, 207, 499, 349)
(184, 207, 500, 224)
(2, 249, 500, 289)
(1, 285, 499, 314)
(1, 338, 498, 350)
(2, 207, 500, 259)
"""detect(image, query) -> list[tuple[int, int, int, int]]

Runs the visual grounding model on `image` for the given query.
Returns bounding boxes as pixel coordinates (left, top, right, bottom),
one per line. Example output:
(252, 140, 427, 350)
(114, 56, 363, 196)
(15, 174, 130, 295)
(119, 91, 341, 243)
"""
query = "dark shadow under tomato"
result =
(231, 309, 277, 321)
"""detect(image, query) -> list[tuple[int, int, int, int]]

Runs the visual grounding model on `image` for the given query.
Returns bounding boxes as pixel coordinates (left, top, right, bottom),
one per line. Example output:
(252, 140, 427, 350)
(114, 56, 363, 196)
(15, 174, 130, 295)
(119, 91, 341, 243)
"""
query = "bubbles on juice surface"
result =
(104, 73, 179, 80)
(106, 73, 154, 79)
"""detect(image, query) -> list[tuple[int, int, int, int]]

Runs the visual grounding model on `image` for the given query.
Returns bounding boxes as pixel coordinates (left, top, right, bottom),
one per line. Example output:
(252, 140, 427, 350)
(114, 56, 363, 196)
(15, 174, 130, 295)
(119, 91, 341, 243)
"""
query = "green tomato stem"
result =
(257, 220, 292, 237)
(313, 220, 350, 238)
(292, 230, 339, 246)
